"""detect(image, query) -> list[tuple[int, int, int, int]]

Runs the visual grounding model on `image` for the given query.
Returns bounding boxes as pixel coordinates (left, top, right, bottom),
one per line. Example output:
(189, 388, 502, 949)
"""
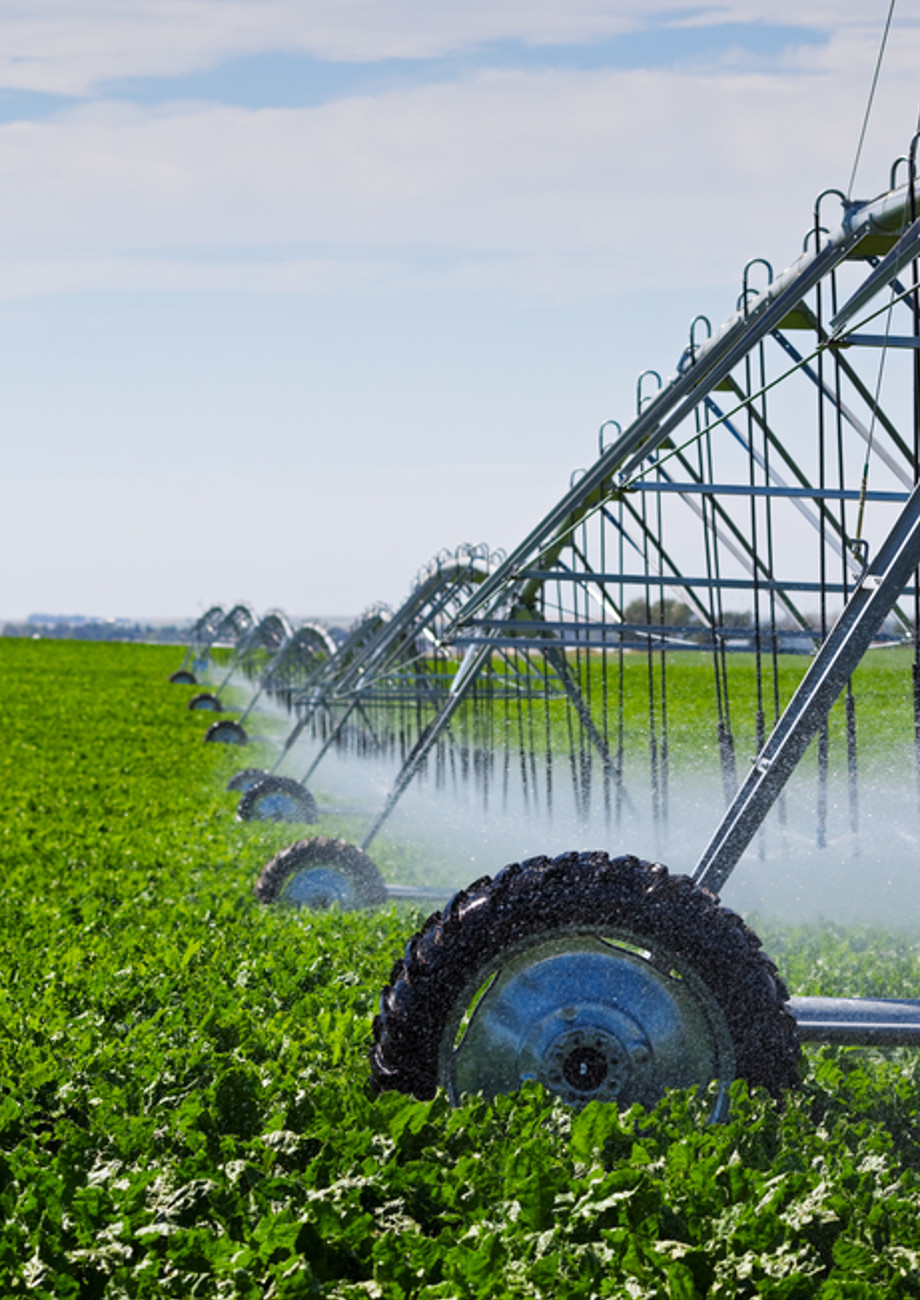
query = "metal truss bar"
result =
(615, 241, 873, 484)
(269, 701, 315, 770)
(693, 477, 920, 894)
(300, 698, 363, 782)
(360, 640, 496, 851)
(461, 238, 868, 628)
(606, 491, 715, 627)
(707, 387, 858, 581)
(831, 212, 920, 334)
(776, 308, 916, 470)
(597, 493, 712, 626)
(790, 996, 920, 1046)
(330, 566, 474, 698)
(384, 884, 453, 903)
(459, 619, 826, 644)
(238, 686, 265, 725)
(283, 611, 388, 712)
(542, 645, 628, 793)
(840, 333, 920, 348)
(566, 539, 625, 621)
(773, 330, 915, 486)
(656, 434, 814, 634)
(453, 635, 755, 654)
(343, 569, 470, 691)
(626, 483, 907, 502)
(360, 608, 637, 850)
(515, 570, 917, 597)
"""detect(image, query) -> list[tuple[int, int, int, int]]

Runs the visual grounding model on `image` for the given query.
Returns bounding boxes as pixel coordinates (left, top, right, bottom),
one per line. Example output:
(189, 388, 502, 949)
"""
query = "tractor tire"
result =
(370, 851, 799, 1112)
(226, 767, 268, 792)
(237, 775, 317, 824)
(255, 837, 387, 910)
(205, 719, 248, 745)
(188, 693, 223, 712)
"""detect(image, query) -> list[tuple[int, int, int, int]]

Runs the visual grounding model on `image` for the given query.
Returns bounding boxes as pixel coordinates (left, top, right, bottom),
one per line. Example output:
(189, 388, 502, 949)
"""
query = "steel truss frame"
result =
(356, 143, 920, 1049)
(266, 544, 533, 790)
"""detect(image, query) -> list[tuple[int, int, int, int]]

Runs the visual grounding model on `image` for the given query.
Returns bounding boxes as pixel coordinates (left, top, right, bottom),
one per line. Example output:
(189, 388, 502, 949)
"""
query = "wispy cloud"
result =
(0, 33, 917, 302)
(0, 1, 865, 96)
(0, 3, 915, 300)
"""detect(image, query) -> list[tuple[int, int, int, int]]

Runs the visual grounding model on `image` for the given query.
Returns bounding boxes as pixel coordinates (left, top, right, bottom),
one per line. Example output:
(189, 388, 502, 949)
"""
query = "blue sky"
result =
(0, 1, 917, 620)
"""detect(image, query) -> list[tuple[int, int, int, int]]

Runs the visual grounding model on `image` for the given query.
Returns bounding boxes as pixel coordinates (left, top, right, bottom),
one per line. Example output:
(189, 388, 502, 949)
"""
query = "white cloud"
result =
(0, 1, 888, 95)
(0, 37, 917, 303)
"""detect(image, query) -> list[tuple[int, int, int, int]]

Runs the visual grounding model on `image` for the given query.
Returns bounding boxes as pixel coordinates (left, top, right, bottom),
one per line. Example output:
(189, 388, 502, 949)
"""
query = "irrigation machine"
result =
(169, 604, 227, 685)
(202, 616, 339, 747)
(174, 604, 257, 709)
(231, 544, 507, 828)
(240, 140, 920, 1115)
(216, 600, 393, 805)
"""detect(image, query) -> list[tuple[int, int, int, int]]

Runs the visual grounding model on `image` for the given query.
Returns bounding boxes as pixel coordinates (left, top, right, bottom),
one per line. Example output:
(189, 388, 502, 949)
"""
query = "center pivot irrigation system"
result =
(230, 544, 508, 828)
(179, 136, 920, 1116)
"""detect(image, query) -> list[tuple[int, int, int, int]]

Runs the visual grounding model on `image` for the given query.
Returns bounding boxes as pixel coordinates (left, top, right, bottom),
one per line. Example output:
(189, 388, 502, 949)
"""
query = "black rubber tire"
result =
(255, 837, 387, 909)
(237, 775, 317, 824)
(205, 719, 248, 745)
(370, 851, 800, 1104)
(226, 767, 267, 792)
(188, 693, 223, 712)
(169, 669, 197, 685)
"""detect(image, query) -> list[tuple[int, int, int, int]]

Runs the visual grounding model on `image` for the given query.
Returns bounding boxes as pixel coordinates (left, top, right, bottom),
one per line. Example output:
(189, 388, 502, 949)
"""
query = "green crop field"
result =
(401, 644, 914, 788)
(2, 637, 920, 1297)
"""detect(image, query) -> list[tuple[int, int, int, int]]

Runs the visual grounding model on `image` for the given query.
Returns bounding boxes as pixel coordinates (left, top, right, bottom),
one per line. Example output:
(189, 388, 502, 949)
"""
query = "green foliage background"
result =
(2, 639, 920, 1297)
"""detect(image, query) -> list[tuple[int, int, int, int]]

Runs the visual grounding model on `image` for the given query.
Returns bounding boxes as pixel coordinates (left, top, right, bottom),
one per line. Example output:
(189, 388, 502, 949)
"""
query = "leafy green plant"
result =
(0, 638, 918, 1296)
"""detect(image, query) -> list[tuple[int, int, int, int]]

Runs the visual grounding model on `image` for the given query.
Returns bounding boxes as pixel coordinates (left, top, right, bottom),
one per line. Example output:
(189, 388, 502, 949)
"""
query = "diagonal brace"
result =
(694, 477, 920, 894)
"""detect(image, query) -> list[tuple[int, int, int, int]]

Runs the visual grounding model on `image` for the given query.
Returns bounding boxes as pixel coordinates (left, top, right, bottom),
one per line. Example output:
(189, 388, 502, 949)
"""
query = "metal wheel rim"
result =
(252, 792, 298, 821)
(211, 723, 244, 743)
(281, 865, 356, 909)
(439, 927, 735, 1117)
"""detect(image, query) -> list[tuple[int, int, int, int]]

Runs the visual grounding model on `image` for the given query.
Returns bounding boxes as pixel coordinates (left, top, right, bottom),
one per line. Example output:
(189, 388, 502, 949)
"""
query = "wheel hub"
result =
(444, 933, 735, 1112)
(525, 998, 651, 1104)
(549, 1027, 631, 1102)
(282, 866, 355, 909)
(254, 793, 295, 821)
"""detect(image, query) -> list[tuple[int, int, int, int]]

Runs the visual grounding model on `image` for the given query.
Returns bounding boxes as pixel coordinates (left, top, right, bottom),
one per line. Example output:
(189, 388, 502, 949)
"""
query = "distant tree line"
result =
(1, 617, 191, 643)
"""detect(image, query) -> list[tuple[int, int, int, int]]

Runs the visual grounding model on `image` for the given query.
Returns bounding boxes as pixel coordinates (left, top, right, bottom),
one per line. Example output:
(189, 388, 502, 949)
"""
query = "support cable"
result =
(846, 0, 897, 201)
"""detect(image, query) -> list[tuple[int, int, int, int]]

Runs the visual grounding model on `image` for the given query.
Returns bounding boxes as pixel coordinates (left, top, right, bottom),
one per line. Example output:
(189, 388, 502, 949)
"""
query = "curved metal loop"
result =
(415, 556, 439, 587)
(890, 155, 910, 191)
(740, 259, 773, 316)
(598, 419, 622, 457)
(570, 467, 586, 488)
(809, 189, 848, 253)
(677, 316, 714, 373)
(689, 314, 712, 359)
(803, 224, 830, 254)
(636, 369, 662, 414)
(909, 130, 920, 221)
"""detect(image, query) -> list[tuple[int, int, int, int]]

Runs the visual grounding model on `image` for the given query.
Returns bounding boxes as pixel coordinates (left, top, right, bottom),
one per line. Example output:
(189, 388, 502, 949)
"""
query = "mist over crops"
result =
(245, 650, 920, 928)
